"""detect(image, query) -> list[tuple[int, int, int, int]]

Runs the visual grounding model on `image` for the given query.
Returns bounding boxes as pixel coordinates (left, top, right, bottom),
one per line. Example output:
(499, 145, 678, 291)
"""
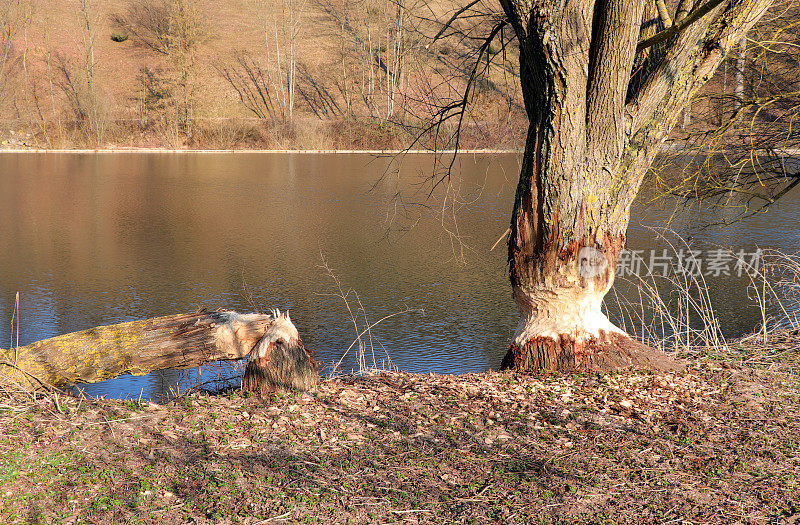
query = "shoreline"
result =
(0, 148, 523, 155)
(2, 145, 799, 156)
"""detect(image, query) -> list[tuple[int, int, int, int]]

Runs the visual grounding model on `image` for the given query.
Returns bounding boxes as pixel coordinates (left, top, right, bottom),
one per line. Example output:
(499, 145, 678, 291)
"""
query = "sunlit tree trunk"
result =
(498, 0, 774, 372)
(734, 34, 748, 123)
(1, 310, 317, 393)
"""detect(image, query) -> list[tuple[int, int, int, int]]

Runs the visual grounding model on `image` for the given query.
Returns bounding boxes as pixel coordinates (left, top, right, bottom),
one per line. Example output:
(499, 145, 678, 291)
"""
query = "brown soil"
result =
(1, 357, 799, 524)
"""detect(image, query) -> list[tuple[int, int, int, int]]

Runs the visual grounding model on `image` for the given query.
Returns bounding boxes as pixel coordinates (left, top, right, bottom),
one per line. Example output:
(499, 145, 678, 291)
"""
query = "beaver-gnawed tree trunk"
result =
(498, 0, 774, 372)
(0, 310, 317, 393)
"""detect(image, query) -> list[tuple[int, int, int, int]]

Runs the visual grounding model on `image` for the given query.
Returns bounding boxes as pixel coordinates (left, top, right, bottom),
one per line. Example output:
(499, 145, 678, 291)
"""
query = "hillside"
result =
(0, 0, 528, 149)
(0, 0, 796, 152)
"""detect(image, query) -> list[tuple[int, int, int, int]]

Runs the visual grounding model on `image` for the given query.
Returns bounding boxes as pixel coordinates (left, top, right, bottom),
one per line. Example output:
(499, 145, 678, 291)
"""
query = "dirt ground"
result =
(1, 356, 799, 524)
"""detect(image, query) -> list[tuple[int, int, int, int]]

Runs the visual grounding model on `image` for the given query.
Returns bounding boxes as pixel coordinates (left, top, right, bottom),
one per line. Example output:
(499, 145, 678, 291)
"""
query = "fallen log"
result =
(0, 309, 318, 394)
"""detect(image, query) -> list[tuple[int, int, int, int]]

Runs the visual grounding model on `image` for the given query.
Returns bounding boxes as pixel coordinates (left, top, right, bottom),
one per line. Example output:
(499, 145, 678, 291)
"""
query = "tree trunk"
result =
(0, 310, 317, 393)
(497, 0, 774, 373)
(734, 35, 748, 124)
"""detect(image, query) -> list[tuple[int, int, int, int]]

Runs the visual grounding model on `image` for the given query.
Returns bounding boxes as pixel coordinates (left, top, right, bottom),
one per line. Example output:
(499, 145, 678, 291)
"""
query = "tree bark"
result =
(497, 0, 774, 373)
(0, 310, 317, 393)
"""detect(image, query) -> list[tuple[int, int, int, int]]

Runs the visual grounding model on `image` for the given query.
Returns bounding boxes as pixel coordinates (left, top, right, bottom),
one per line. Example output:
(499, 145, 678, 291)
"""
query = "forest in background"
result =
(0, 0, 797, 152)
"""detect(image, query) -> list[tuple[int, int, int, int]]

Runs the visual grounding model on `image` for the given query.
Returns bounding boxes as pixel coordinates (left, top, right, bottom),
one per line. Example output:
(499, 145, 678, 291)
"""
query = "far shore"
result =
(0, 148, 522, 154)
(2, 144, 799, 156)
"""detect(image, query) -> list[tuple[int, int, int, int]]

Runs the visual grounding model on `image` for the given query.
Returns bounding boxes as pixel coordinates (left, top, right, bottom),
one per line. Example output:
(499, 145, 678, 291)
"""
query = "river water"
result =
(1, 153, 798, 400)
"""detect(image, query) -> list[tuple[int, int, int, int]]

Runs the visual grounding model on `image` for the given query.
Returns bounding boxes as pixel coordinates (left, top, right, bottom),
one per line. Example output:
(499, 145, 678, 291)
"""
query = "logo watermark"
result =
(616, 248, 762, 277)
(579, 247, 609, 278)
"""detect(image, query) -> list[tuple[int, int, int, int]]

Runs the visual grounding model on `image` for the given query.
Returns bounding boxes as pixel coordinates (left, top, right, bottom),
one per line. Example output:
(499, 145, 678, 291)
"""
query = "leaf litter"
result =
(0, 359, 799, 524)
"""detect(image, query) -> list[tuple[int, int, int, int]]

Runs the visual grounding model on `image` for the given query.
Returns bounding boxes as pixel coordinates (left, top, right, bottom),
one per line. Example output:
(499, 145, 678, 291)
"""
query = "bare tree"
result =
(112, 0, 175, 55)
(78, 0, 106, 145)
(420, 0, 776, 373)
(54, 54, 87, 125)
(136, 65, 174, 128)
(267, 0, 304, 120)
(0, 0, 32, 107)
(310, 0, 427, 121)
(218, 0, 304, 122)
(171, 0, 201, 137)
(114, 0, 204, 138)
(48, 0, 108, 145)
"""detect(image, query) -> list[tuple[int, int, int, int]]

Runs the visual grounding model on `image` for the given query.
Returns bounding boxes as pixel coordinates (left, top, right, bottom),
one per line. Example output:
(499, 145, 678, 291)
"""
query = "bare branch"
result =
(428, 0, 482, 45)
(656, 0, 674, 28)
(637, 0, 728, 52)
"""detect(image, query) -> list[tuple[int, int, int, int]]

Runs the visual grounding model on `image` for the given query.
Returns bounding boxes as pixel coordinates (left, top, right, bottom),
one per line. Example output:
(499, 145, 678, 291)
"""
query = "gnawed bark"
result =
(242, 310, 317, 395)
(0, 309, 318, 393)
(497, 0, 774, 373)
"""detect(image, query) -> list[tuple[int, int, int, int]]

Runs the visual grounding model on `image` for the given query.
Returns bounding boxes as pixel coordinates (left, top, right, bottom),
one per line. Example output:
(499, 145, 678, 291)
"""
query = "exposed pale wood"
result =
(242, 309, 318, 394)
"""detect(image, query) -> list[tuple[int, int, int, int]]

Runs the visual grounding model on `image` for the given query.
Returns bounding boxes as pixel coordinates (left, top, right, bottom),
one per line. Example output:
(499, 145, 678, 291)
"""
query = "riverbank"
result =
(2, 334, 799, 524)
(0, 148, 522, 154)
(3, 143, 798, 156)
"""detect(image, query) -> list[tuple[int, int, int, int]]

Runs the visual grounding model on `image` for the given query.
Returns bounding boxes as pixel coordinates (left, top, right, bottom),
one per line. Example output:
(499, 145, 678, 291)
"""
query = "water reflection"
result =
(0, 152, 798, 400)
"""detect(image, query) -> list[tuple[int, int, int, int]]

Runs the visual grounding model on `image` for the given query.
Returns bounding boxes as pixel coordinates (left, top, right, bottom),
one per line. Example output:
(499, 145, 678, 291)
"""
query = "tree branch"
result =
(637, 0, 728, 52)
(656, 0, 673, 28)
(405, 19, 507, 194)
(428, 0, 483, 45)
(675, 0, 693, 21)
(618, 0, 775, 214)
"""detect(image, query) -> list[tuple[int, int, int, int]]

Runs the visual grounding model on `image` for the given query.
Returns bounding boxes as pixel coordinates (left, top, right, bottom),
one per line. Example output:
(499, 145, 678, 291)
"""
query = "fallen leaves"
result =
(0, 363, 798, 524)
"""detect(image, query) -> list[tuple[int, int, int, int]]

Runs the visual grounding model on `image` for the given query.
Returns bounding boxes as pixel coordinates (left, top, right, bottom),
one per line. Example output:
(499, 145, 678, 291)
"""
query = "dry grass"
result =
(0, 0, 527, 150)
(607, 230, 800, 362)
(318, 253, 424, 377)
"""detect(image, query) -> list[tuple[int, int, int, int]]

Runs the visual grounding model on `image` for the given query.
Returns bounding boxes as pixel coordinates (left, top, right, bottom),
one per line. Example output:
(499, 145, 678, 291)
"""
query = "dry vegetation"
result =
(0, 0, 528, 150)
(1, 349, 800, 524)
(3, 0, 795, 152)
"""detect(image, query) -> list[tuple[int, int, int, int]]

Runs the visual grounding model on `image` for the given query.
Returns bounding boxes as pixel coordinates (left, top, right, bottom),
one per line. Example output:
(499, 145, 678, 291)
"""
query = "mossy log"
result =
(0, 310, 316, 392)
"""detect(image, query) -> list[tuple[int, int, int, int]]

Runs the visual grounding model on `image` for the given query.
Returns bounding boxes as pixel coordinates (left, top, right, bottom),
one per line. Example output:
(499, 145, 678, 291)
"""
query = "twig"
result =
(490, 227, 510, 251)
(257, 507, 294, 522)
(103, 416, 116, 438)
(319, 251, 421, 376)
